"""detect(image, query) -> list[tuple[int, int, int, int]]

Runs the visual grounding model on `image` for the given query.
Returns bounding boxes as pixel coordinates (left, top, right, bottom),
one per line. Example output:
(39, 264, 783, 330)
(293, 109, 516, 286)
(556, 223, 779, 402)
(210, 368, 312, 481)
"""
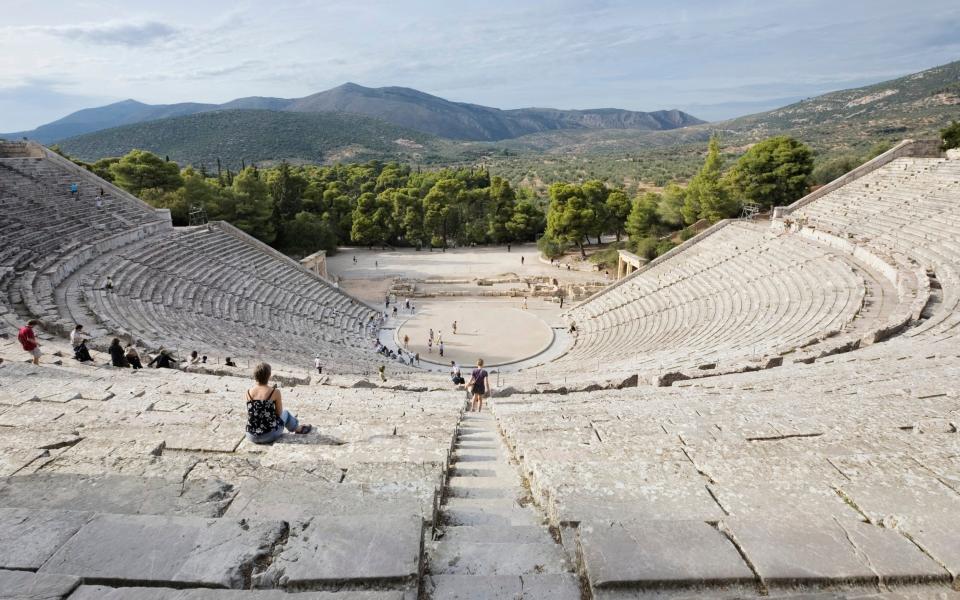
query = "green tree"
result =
(268, 161, 307, 224)
(487, 176, 516, 243)
(282, 211, 337, 255)
(545, 183, 595, 257)
(140, 189, 187, 225)
(684, 135, 737, 223)
(726, 135, 813, 209)
(423, 178, 463, 248)
(506, 200, 546, 242)
(812, 155, 861, 185)
(604, 189, 631, 241)
(942, 121, 960, 151)
(109, 149, 183, 196)
(626, 192, 661, 243)
(537, 234, 567, 260)
(350, 192, 385, 247)
(582, 180, 609, 245)
(655, 183, 687, 228)
(225, 167, 275, 243)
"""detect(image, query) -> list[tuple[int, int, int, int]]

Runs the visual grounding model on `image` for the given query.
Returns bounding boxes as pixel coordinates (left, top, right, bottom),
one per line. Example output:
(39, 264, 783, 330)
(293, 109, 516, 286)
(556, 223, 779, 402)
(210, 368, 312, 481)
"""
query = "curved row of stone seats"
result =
(787, 156, 960, 340)
(0, 151, 168, 334)
(0, 143, 400, 374)
(540, 221, 867, 385)
(0, 360, 461, 596)
(491, 346, 960, 597)
(75, 222, 398, 373)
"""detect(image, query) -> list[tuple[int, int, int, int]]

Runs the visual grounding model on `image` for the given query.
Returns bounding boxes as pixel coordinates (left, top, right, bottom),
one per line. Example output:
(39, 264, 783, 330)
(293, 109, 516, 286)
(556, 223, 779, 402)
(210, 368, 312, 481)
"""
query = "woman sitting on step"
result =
(245, 362, 312, 444)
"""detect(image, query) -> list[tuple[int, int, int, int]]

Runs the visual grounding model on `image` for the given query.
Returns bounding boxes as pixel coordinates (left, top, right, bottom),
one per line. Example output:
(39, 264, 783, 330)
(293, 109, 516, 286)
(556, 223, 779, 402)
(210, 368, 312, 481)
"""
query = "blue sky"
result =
(1, 0, 958, 131)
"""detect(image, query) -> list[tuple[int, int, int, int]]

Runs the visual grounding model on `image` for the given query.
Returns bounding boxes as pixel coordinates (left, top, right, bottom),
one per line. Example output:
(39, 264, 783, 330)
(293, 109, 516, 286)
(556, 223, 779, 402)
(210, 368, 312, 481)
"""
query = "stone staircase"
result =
(422, 410, 580, 599)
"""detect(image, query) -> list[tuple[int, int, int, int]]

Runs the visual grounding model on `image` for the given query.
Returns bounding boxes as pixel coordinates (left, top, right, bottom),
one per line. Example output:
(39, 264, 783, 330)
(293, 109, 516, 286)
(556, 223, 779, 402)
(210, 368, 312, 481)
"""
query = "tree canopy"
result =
(942, 121, 960, 151)
(726, 135, 813, 209)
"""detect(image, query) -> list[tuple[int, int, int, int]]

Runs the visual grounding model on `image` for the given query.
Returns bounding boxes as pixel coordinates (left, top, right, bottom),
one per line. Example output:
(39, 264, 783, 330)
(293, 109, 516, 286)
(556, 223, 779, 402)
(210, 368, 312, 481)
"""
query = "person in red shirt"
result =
(18, 320, 41, 365)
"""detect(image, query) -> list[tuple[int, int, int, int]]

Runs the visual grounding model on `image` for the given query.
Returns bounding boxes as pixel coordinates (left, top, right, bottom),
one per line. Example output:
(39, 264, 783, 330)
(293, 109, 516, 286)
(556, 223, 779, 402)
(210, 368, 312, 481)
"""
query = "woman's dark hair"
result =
(75, 324, 83, 330)
(191, 350, 198, 358)
(110, 338, 120, 346)
(253, 362, 271, 385)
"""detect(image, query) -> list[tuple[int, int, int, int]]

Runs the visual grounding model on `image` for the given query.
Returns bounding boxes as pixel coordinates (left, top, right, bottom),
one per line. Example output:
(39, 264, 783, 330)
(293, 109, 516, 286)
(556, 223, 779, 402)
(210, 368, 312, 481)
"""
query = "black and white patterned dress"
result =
(246, 388, 281, 435)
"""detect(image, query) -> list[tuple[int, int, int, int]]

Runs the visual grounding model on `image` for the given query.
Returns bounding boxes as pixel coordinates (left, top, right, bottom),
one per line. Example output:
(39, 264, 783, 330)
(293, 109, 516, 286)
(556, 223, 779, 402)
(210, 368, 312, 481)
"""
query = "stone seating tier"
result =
(0, 152, 403, 374)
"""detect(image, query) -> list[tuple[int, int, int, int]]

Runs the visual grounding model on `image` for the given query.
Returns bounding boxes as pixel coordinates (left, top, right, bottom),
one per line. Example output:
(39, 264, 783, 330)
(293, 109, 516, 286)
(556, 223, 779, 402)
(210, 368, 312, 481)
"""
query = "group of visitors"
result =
(18, 319, 242, 371)
(107, 338, 143, 369)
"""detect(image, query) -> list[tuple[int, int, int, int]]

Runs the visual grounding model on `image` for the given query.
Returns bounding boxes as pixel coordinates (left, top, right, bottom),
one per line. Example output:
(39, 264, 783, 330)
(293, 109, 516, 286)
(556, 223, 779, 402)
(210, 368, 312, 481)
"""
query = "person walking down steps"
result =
(468, 358, 491, 413)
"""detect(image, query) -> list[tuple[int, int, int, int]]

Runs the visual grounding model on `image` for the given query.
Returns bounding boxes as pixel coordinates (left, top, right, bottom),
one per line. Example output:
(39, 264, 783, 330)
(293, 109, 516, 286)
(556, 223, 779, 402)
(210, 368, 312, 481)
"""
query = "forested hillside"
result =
(56, 110, 446, 169)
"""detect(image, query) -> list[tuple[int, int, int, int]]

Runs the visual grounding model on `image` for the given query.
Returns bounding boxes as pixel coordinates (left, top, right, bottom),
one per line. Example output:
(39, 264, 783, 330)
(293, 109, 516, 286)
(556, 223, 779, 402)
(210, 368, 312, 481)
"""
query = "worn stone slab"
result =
(426, 573, 581, 599)
(835, 518, 948, 583)
(709, 482, 859, 520)
(0, 473, 233, 517)
(430, 541, 569, 576)
(224, 479, 428, 523)
(579, 520, 754, 587)
(40, 513, 285, 589)
(159, 425, 243, 453)
(841, 480, 960, 576)
(723, 518, 876, 584)
(0, 402, 71, 427)
(260, 515, 423, 589)
(0, 448, 46, 476)
(69, 586, 404, 599)
(0, 569, 80, 600)
(0, 507, 92, 570)
(548, 485, 724, 525)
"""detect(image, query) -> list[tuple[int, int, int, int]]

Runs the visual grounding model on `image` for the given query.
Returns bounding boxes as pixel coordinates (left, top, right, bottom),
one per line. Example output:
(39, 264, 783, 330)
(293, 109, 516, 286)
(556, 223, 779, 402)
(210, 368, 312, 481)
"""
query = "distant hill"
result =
(56, 109, 446, 169)
(484, 59, 960, 156)
(4, 84, 703, 144)
(3, 99, 217, 144)
(286, 83, 704, 140)
(712, 58, 960, 150)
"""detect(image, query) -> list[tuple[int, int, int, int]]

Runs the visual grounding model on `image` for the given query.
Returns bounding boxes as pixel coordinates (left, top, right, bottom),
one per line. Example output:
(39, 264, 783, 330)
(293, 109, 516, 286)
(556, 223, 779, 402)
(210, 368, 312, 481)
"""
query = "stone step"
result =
(439, 525, 549, 544)
(71, 585, 407, 599)
(449, 466, 517, 479)
(425, 573, 581, 599)
(451, 452, 501, 464)
(447, 474, 522, 490)
(454, 442, 498, 450)
(442, 504, 542, 527)
(428, 541, 570, 576)
(447, 485, 514, 499)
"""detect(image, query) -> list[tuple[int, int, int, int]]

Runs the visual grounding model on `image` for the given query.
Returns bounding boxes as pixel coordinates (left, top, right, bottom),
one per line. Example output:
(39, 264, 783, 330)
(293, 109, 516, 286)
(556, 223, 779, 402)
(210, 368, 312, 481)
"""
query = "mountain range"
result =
(5, 59, 957, 171)
(2, 83, 703, 144)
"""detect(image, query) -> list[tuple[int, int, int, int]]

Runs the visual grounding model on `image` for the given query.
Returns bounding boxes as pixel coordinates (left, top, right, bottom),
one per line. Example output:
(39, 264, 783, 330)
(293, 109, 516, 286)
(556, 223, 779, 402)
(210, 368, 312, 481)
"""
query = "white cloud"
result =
(16, 20, 179, 47)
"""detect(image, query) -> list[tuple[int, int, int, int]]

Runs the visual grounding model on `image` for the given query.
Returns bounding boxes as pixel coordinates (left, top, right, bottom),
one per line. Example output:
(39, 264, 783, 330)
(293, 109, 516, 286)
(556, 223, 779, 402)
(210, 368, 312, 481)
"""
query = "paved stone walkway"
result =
(422, 410, 580, 599)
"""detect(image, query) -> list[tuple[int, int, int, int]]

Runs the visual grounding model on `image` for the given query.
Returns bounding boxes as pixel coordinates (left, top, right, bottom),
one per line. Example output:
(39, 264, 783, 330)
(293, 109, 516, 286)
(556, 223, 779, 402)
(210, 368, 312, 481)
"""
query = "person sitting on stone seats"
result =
(147, 349, 178, 369)
(108, 338, 128, 368)
(225, 357, 237, 367)
(185, 350, 201, 370)
(124, 343, 142, 369)
(245, 362, 312, 444)
(70, 325, 93, 362)
(450, 361, 464, 385)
